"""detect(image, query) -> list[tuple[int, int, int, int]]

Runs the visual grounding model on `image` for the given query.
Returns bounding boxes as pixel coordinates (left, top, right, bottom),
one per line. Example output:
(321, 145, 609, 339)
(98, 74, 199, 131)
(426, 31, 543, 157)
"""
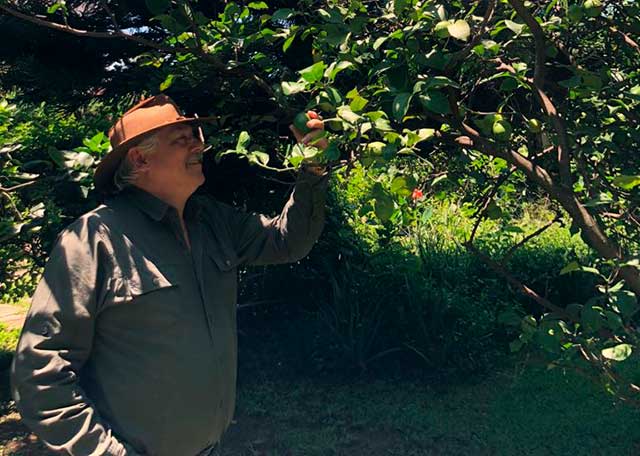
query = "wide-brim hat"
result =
(94, 94, 216, 193)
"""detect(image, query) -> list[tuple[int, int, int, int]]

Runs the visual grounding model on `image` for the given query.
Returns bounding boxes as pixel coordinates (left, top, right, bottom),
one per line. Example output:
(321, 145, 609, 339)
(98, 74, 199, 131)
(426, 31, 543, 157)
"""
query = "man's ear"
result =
(127, 147, 151, 172)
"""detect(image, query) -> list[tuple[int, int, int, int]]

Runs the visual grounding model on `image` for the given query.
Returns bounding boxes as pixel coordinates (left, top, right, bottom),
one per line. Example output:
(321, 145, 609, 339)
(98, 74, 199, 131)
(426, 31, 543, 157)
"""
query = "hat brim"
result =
(94, 116, 216, 194)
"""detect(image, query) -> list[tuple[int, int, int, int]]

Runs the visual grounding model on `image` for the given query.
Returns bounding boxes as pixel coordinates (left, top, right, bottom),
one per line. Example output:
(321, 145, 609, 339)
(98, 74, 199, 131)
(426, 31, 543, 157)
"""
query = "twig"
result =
(469, 168, 516, 245)
(500, 215, 561, 264)
(465, 241, 571, 318)
(0, 180, 38, 192)
(445, 0, 497, 75)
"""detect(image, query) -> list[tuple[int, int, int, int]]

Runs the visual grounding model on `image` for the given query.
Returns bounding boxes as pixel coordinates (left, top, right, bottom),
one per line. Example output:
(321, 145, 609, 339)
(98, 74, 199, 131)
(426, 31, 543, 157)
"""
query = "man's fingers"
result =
(289, 124, 305, 142)
(306, 118, 324, 130)
(306, 111, 320, 120)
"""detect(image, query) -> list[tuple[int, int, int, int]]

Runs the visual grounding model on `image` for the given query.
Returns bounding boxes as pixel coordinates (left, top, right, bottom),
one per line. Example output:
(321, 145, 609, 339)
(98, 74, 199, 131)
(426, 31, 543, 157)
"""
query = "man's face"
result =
(144, 124, 206, 195)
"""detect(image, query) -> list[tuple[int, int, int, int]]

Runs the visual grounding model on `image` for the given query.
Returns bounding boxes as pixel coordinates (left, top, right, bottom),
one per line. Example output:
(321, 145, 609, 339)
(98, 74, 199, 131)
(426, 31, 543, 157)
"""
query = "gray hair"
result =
(112, 132, 159, 192)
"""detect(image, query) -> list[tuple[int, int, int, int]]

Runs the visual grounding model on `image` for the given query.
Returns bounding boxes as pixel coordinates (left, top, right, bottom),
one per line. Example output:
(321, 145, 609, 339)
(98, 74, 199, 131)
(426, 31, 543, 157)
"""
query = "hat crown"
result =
(108, 94, 186, 149)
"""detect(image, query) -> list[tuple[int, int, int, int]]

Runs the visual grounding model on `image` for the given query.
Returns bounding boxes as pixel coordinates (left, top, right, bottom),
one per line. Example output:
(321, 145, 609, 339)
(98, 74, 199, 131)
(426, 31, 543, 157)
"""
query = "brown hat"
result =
(94, 94, 215, 193)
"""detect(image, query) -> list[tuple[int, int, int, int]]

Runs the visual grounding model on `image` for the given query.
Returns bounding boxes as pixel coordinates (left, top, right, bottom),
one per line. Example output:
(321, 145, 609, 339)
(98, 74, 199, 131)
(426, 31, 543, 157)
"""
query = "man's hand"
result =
(289, 111, 329, 151)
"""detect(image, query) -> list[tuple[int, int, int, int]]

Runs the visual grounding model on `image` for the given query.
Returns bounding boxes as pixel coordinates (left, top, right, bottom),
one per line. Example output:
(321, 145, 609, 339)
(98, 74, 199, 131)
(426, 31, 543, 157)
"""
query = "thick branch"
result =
(0, 4, 228, 70)
(502, 1, 573, 188)
(455, 129, 640, 295)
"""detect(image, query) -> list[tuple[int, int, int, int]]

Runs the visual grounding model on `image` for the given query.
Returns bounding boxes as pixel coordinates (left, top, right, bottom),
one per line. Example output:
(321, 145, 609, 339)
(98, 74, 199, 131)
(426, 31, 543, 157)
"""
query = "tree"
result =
(1, 0, 639, 401)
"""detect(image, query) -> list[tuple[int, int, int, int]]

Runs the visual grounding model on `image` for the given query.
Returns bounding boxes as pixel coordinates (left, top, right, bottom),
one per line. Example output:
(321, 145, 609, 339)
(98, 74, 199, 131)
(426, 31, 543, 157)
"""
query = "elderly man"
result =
(11, 95, 329, 455)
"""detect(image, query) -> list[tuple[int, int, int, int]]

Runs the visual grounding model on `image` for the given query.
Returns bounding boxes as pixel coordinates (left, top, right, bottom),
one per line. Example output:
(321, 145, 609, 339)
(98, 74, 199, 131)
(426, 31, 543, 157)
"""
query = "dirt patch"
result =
(0, 306, 26, 331)
(0, 412, 53, 455)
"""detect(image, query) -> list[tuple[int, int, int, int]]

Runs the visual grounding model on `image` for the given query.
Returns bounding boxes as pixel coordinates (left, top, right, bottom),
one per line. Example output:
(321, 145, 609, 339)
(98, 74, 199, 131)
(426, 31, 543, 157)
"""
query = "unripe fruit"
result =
(293, 112, 312, 134)
(492, 120, 512, 140)
(527, 118, 542, 133)
(434, 21, 450, 38)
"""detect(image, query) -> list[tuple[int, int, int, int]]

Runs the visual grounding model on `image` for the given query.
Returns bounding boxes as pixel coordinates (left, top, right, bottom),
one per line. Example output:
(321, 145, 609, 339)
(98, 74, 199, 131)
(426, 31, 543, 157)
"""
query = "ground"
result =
(1, 306, 639, 455)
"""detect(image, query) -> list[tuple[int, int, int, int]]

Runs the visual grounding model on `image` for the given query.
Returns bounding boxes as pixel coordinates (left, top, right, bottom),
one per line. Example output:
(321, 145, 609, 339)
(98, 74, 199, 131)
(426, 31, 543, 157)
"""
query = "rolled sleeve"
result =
(10, 217, 133, 455)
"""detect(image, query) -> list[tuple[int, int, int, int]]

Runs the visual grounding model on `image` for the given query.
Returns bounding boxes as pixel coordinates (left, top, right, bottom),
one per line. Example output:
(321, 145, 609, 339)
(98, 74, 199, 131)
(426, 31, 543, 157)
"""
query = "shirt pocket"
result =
(100, 260, 181, 330)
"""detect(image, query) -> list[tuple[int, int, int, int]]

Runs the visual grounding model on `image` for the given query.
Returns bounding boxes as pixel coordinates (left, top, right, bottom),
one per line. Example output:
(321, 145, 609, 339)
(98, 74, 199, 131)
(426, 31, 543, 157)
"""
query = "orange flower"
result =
(411, 188, 423, 200)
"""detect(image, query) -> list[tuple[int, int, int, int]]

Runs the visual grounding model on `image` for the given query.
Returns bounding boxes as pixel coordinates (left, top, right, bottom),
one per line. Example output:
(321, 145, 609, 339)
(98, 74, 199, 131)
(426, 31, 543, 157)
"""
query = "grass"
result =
(217, 362, 639, 456)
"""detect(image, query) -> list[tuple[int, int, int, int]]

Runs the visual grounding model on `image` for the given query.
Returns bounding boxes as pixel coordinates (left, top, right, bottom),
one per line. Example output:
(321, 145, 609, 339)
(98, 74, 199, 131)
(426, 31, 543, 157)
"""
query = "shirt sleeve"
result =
(224, 169, 329, 266)
(10, 217, 140, 456)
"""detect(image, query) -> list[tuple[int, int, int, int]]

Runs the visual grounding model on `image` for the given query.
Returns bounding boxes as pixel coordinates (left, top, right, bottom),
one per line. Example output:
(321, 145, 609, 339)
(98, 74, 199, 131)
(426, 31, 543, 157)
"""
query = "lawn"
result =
(1, 317, 638, 456)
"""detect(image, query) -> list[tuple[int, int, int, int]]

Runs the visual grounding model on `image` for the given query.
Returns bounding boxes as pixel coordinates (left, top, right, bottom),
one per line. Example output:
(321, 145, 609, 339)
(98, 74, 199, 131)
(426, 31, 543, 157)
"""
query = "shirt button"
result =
(152, 277, 162, 286)
(40, 324, 50, 337)
(224, 259, 232, 267)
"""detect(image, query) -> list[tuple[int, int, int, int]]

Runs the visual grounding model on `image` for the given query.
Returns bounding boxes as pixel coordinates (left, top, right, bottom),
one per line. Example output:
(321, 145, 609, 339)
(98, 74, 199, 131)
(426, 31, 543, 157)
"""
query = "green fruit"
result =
(293, 112, 311, 134)
(584, 0, 602, 17)
(492, 120, 512, 140)
(567, 4, 584, 23)
(527, 118, 542, 133)
(434, 21, 450, 38)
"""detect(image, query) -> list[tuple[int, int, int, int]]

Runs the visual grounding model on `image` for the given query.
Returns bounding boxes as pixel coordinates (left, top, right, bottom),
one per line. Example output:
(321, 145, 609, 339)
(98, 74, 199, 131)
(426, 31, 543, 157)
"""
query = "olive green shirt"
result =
(11, 171, 328, 456)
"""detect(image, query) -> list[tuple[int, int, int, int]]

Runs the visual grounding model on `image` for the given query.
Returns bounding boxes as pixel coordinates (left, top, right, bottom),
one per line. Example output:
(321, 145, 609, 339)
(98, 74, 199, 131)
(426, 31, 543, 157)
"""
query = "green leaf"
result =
(392, 92, 412, 121)
(248, 1, 268, 9)
(145, 0, 170, 15)
(322, 62, 347, 83)
(47, 3, 63, 14)
(348, 89, 369, 112)
(248, 151, 270, 166)
(612, 175, 640, 190)
(390, 175, 417, 197)
(159, 74, 175, 91)
(299, 61, 326, 84)
(323, 142, 340, 161)
(504, 19, 525, 35)
(373, 191, 395, 221)
(373, 37, 387, 50)
(283, 33, 297, 52)
(337, 106, 361, 124)
(403, 128, 435, 147)
(419, 90, 450, 114)
(393, 0, 408, 15)
(236, 131, 251, 152)
(447, 20, 471, 41)
(485, 201, 503, 220)
(281, 80, 307, 95)
(560, 261, 601, 276)
(581, 304, 604, 331)
(611, 290, 638, 318)
(583, 193, 613, 207)
(271, 8, 294, 22)
(601, 344, 633, 362)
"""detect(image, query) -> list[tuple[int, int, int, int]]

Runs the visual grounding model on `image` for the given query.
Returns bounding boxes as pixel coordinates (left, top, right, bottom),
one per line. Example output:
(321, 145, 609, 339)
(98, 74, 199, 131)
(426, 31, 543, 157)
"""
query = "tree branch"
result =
(500, 215, 561, 265)
(445, 0, 497, 75)
(465, 241, 572, 318)
(0, 3, 228, 70)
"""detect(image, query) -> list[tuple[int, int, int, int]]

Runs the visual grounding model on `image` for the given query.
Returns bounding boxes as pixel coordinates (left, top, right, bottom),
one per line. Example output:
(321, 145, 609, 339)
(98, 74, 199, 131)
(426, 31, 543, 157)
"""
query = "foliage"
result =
(0, 323, 20, 374)
(1, 0, 639, 401)
(0, 90, 136, 302)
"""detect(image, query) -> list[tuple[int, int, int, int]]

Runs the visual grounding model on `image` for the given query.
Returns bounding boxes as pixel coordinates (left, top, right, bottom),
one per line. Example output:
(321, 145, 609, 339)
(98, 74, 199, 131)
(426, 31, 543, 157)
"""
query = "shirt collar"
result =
(119, 186, 203, 222)
(124, 186, 170, 221)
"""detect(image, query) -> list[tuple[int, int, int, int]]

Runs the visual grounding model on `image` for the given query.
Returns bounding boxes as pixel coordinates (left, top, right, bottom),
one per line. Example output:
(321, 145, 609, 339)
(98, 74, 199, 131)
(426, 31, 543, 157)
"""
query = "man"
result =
(11, 95, 329, 455)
